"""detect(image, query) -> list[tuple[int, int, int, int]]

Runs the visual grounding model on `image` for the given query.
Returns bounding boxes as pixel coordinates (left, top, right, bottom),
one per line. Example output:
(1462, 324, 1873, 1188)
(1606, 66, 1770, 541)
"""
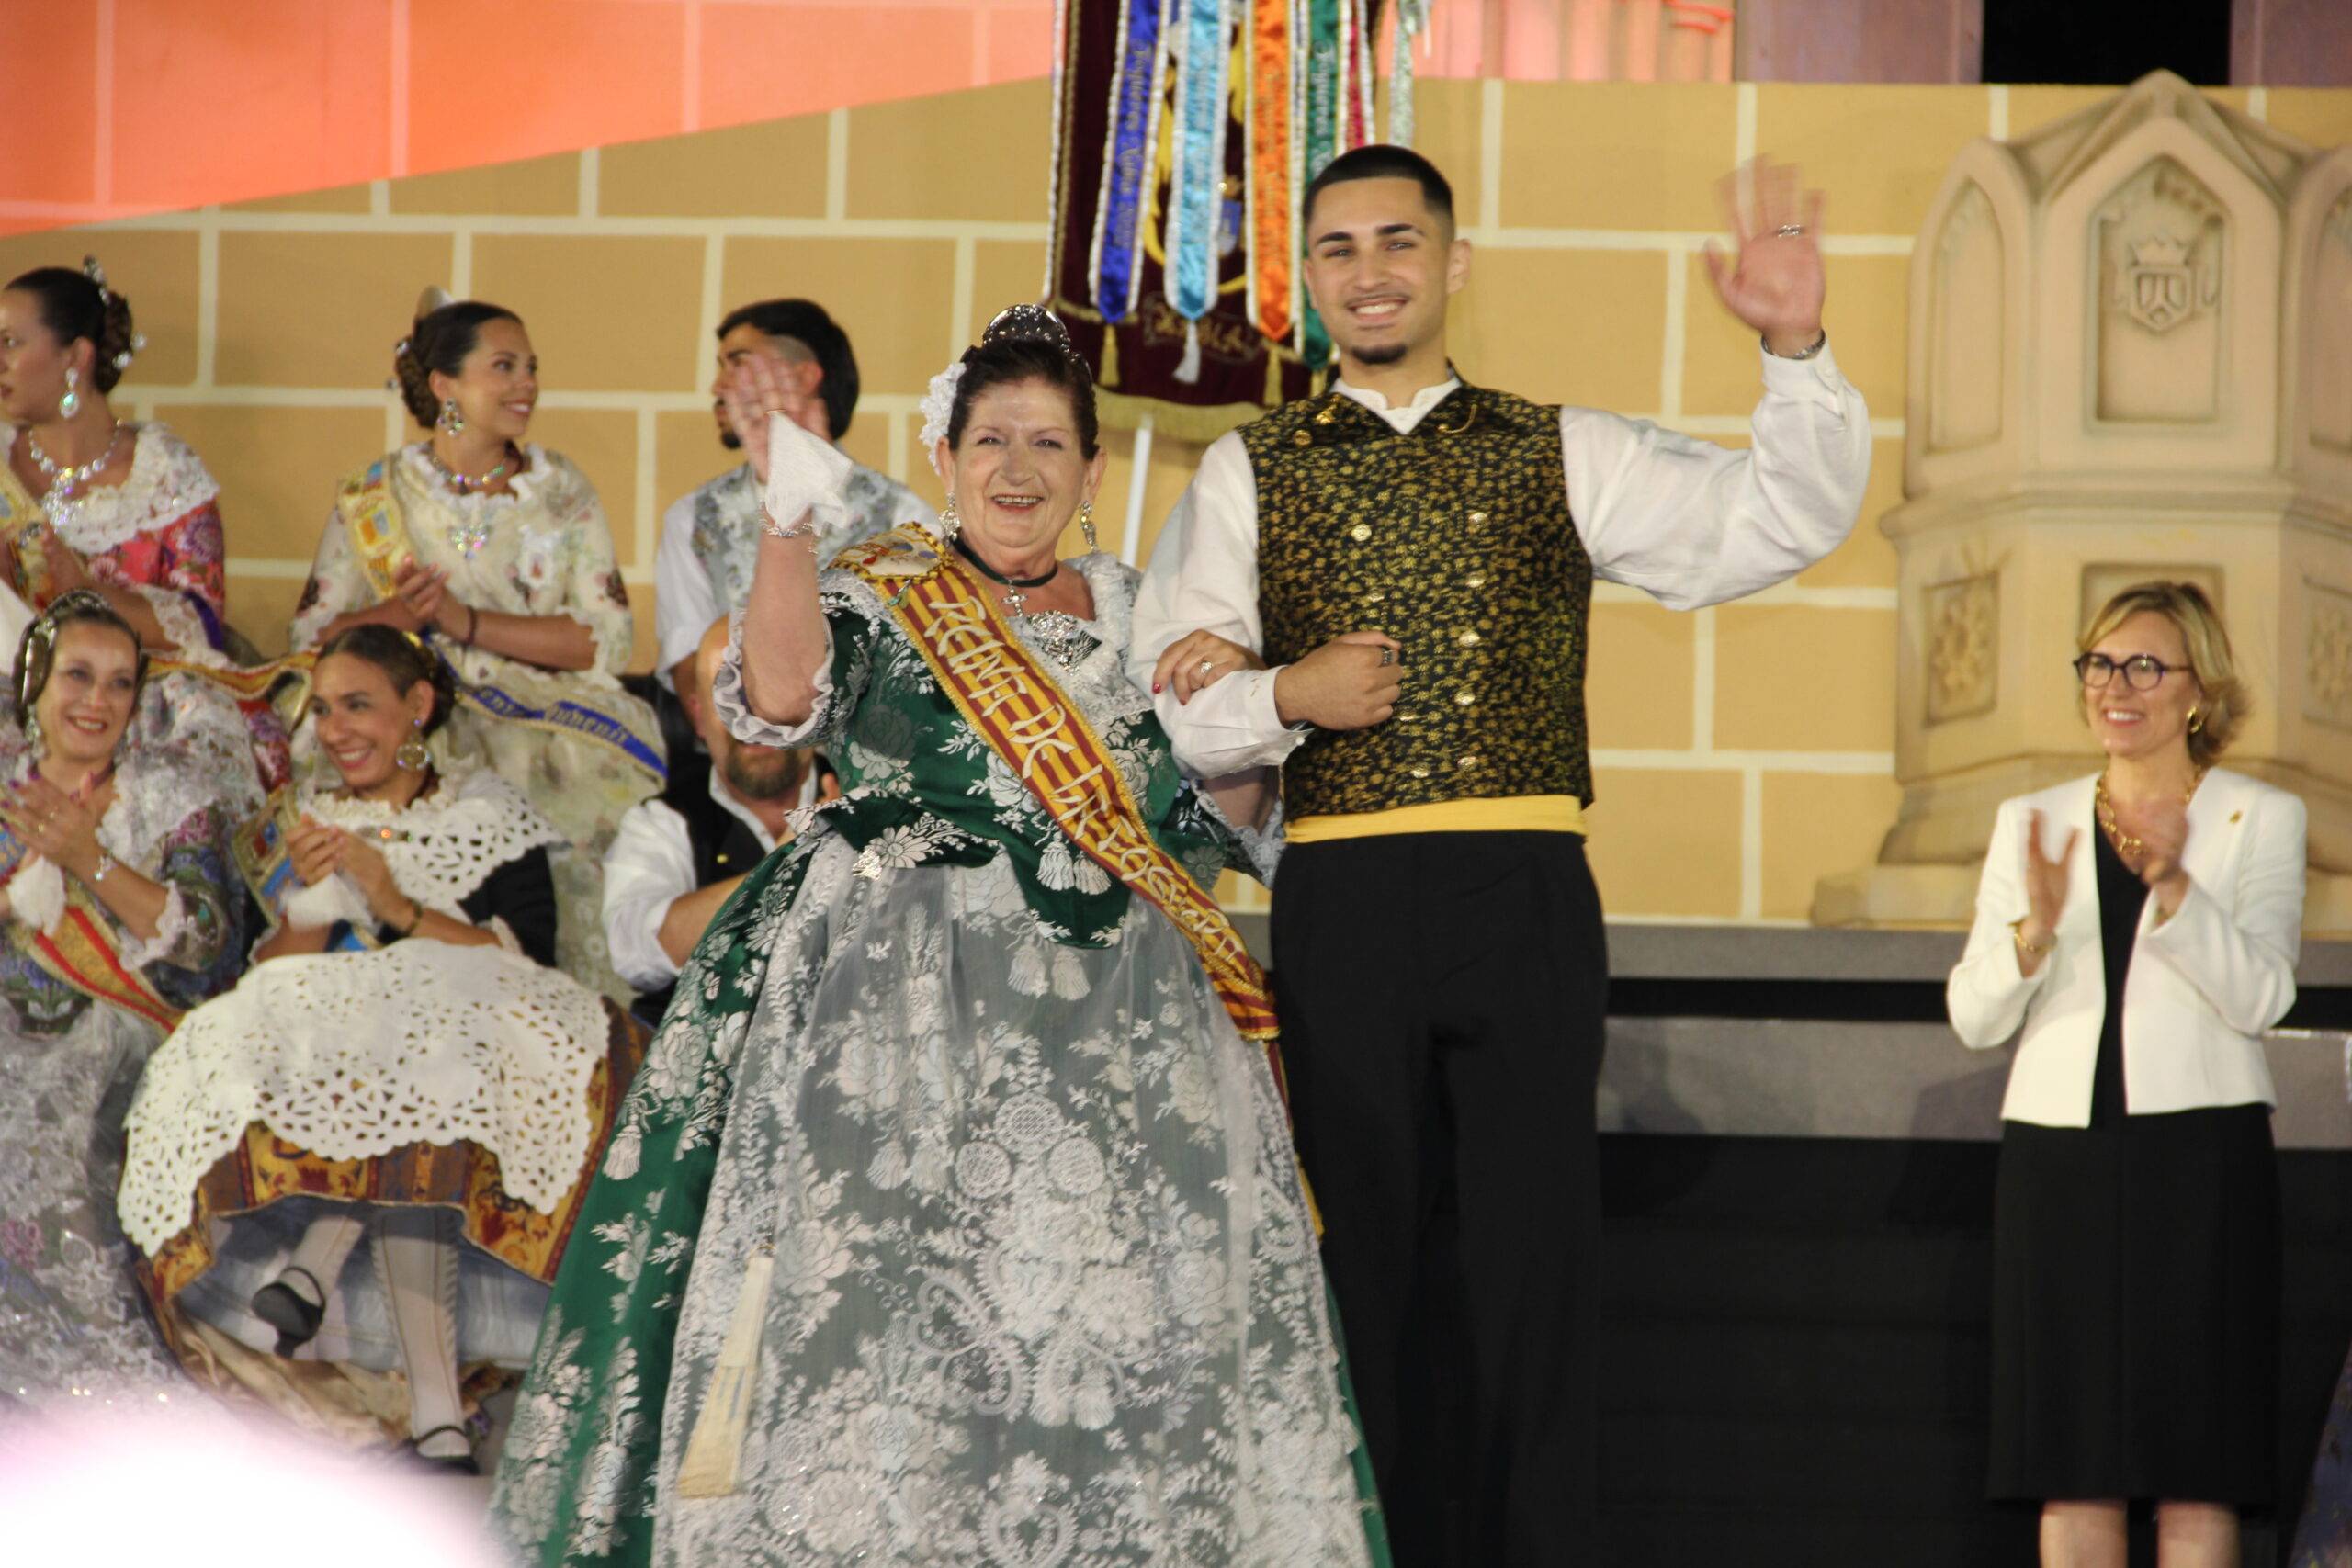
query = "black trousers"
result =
(1272, 831, 1607, 1568)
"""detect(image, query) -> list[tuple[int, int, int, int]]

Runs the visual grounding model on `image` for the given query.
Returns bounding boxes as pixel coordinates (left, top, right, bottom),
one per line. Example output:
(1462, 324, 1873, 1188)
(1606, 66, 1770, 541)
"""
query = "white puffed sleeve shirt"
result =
(1129, 344, 1873, 778)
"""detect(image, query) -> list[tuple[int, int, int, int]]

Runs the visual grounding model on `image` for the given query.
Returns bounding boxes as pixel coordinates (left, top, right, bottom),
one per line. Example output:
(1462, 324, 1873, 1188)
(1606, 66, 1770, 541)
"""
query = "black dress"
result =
(1987, 827, 2281, 1503)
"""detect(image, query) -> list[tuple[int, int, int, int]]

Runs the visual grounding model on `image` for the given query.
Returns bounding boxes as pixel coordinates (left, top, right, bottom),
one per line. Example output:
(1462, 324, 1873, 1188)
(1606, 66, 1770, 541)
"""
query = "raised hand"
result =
(1702, 156, 1827, 357)
(1272, 630, 1404, 732)
(722, 353, 830, 485)
(1152, 630, 1267, 703)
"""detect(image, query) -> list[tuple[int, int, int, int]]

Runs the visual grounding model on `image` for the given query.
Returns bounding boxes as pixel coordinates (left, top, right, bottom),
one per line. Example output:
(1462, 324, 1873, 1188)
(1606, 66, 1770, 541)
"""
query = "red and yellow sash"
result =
(842, 528, 1278, 1042)
(22, 894, 183, 1031)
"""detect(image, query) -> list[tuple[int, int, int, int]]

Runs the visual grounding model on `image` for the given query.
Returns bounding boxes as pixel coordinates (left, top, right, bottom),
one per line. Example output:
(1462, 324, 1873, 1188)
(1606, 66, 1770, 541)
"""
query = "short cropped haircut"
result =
(1302, 144, 1456, 236)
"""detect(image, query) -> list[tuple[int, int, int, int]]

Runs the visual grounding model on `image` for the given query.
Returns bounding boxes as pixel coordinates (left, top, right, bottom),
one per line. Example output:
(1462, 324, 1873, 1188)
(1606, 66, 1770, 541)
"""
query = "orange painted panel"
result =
(407, 0, 686, 174)
(698, 3, 981, 129)
(113, 0, 394, 209)
(985, 6, 1058, 85)
(0, 0, 100, 208)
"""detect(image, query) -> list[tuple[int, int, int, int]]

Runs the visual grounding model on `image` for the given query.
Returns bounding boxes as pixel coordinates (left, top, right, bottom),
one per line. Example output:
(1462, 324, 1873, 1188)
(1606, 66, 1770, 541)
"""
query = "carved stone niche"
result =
(1816, 73, 2352, 934)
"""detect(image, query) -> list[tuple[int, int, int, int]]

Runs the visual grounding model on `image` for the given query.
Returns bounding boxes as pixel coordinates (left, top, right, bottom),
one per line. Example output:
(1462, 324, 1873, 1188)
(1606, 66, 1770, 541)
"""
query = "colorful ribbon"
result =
(1245, 0, 1294, 343)
(1163, 0, 1232, 329)
(1087, 0, 1169, 324)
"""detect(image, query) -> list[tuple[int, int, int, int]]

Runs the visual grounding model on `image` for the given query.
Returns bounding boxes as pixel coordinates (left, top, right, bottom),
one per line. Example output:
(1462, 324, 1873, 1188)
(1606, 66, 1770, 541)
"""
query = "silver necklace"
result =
(424, 441, 517, 496)
(26, 422, 125, 501)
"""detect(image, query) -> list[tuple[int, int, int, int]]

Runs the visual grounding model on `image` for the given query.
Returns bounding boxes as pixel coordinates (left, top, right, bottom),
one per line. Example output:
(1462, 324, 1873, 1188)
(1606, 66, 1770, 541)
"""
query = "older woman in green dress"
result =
(489, 309, 1379, 1567)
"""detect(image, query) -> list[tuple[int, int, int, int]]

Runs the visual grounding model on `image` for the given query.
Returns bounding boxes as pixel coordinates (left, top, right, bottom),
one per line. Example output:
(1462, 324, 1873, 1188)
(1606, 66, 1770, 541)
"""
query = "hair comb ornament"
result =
(982, 302, 1071, 346)
(81, 256, 109, 305)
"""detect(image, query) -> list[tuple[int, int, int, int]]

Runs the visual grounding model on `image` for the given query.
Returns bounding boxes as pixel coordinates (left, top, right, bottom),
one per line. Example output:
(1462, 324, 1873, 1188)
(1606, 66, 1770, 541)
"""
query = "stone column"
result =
(1815, 70, 2352, 932)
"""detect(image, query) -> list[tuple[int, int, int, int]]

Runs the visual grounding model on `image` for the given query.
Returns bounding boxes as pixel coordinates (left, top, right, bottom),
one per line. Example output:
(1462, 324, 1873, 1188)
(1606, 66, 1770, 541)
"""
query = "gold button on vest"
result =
(1245, 383, 1594, 819)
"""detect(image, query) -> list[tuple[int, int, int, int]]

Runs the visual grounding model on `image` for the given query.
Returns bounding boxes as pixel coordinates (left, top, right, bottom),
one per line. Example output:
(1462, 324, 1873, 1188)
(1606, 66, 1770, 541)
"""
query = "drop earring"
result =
(938, 499, 960, 543)
(1079, 500, 1097, 553)
(57, 367, 81, 422)
(435, 397, 466, 438)
(24, 711, 44, 758)
(395, 718, 431, 772)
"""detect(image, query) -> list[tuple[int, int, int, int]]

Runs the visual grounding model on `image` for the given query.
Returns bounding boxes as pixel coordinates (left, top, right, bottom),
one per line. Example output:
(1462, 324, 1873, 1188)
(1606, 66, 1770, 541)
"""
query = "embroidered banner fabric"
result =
(1050, 0, 1378, 439)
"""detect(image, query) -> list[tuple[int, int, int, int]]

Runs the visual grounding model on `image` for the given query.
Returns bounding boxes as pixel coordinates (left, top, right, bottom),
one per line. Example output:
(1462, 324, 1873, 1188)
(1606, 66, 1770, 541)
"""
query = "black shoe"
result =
(250, 1269, 326, 1357)
(406, 1425, 481, 1475)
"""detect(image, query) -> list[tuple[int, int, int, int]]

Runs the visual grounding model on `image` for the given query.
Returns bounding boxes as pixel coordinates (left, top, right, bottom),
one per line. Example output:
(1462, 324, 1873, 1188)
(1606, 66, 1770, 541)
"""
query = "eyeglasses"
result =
(2073, 652, 2186, 691)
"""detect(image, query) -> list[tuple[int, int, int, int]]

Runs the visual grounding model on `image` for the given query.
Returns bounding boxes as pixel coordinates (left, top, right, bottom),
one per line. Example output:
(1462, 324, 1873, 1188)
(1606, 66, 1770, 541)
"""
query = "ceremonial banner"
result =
(1050, 0, 1387, 440)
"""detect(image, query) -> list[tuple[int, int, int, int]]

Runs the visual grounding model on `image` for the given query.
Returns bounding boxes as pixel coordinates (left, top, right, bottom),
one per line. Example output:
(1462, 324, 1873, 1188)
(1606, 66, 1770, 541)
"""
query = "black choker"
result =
(952, 533, 1057, 589)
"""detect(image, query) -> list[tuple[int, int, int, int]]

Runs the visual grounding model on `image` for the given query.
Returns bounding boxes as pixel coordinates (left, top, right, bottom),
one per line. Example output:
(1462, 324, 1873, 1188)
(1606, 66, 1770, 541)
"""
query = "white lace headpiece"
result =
(916, 361, 967, 472)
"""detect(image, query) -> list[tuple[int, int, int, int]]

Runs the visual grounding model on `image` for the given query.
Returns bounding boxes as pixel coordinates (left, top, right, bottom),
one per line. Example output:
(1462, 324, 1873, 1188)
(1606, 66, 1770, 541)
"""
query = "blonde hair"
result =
(2077, 581, 2244, 766)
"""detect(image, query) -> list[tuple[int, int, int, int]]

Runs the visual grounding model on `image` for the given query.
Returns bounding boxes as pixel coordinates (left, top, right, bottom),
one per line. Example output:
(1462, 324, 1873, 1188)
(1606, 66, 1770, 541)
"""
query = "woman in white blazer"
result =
(1948, 581, 2305, 1568)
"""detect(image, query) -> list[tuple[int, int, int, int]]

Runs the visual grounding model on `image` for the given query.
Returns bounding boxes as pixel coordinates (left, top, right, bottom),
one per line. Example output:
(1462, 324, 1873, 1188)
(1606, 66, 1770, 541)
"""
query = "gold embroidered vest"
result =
(1245, 382, 1593, 819)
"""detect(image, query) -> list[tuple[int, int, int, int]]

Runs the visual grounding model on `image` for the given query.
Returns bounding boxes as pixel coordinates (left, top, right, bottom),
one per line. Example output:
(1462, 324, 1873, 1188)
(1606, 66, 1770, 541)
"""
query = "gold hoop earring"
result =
(1078, 500, 1097, 553)
(2187, 705, 2203, 734)
(395, 718, 431, 771)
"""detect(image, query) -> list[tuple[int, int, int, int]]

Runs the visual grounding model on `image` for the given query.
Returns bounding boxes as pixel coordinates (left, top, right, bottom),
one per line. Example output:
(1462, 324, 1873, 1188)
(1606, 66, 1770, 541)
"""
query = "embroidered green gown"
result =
(488, 549, 1379, 1567)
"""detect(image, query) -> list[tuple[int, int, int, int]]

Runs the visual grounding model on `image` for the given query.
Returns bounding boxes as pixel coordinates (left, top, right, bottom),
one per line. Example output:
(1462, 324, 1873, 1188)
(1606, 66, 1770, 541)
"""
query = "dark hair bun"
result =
(4, 260, 141, 394)
(390, 293, 522, 429)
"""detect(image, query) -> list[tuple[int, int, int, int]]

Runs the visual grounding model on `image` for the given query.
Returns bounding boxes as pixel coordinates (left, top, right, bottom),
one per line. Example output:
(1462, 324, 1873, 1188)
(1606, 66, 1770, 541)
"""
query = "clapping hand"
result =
(37, 528, 98, 597)
(2114, 793, 2193, 907)
(1702, 156, 1828, 358)
(2018, 808, 2077, 956)
(1, 775, 104, 878)
(286, 816, 345, 890)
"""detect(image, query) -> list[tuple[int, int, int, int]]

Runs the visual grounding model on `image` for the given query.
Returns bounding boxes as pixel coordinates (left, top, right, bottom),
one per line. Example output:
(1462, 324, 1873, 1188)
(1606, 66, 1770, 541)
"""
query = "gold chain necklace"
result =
(2096, 764, 2206, 859)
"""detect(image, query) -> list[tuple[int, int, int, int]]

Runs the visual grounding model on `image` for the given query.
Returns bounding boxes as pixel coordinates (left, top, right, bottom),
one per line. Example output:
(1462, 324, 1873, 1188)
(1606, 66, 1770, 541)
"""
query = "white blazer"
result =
(1946, 768, 2306, 1127)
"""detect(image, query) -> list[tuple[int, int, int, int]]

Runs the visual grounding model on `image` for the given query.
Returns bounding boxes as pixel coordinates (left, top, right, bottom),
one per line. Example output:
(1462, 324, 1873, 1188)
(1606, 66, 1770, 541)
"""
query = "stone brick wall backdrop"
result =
(5, 79, 2348, 923)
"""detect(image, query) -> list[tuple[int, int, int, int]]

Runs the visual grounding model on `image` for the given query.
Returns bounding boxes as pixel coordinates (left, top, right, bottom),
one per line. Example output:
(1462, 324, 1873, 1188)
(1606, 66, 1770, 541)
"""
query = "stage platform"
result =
(1230, 917, 2352, 1565)
(1600, 925, 2352, 1566)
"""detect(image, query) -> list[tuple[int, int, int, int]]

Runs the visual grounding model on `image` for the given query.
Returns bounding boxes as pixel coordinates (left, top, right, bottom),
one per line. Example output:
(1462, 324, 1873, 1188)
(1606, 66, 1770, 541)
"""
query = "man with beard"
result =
(604, 615, 835, 1025)
(1133, 144, 1872, 1565)
(653, 298, 930, 693)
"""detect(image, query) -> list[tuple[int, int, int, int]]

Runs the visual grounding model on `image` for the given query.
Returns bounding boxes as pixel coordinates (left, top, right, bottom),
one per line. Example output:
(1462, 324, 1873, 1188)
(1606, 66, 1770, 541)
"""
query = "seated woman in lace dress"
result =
(0, 261, 294, 794)
(0, 591, 252, 1408)
(488, 309, 1380, 1568)
(289, 292, 662, 1005)
(120, 626, 643, 1472)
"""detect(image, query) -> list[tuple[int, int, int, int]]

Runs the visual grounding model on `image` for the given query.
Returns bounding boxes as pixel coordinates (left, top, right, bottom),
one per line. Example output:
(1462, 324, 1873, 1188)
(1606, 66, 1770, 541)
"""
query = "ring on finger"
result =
(1378, 648, 1396, 666)
(1196, 657, 1215, 677)
(1774, 223, 1806, 239)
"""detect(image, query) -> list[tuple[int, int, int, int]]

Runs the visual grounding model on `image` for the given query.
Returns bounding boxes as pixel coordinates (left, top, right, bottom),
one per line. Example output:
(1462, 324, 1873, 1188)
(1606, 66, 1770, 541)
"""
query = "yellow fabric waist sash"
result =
(1286, 793, 1588, 844)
